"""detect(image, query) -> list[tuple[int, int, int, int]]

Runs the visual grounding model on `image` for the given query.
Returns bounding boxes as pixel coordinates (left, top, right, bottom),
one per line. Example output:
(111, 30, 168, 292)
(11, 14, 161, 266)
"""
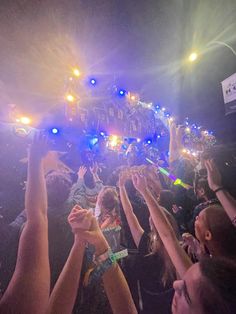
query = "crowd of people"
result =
(0, 121, 236, 314)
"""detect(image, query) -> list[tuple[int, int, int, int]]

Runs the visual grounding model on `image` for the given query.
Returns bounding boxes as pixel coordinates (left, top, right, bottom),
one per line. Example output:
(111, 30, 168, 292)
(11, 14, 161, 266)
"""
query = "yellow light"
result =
(185, 127, 191, 133)
(182, 149, 187, 153)
(188, 52, 198, 62)
(66, 94, 75, 102)
(130, 95, 136, 101)
(169, 117, 174, 122)
(73, 68, 81, 77)
(109, 135, 118, 147)
(19, 116, 31, 125)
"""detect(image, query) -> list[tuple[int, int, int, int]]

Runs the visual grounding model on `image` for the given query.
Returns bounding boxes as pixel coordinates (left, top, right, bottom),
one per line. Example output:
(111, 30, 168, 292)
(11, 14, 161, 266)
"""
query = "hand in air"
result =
(30, 131, 49, 160)
(90, 162, 99, 175)
(77, 166, 87, 179)
(205, 159, 222, 191)
(132, 172, 148, 194)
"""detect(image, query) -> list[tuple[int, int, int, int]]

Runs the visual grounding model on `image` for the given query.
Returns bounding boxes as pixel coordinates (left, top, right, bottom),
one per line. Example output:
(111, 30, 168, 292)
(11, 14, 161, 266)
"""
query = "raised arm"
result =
(0, 133, 50, 314)
(77, 214, 137, 314)
(47, 206, 89, 314)
(119, 172, 144, 247)
(205, 159, 236, 225)
(132, 173, 192, 278)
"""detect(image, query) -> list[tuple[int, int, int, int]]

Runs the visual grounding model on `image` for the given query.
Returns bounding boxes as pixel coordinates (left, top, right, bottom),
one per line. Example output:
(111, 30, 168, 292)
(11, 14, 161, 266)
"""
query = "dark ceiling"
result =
(0, 0, 236, 141)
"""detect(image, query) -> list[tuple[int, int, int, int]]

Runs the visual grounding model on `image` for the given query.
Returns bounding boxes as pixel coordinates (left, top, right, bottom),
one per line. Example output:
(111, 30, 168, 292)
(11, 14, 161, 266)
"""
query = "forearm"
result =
(47, 238, 85, 314)
(141, 189, 192, 277)
(103, 263, 137, 314)
(142, 189, 174, 238)
(25, 153, 47, 220)
(120, 187, 144, 247)
(216, 189, 236, 223)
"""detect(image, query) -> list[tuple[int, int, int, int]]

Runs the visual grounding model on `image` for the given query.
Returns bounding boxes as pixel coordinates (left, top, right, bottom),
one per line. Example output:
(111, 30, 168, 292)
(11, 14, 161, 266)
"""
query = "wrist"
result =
(94, 235, 109, 256)
(74, 236, 86, 247)
(213, 186, 225, 193)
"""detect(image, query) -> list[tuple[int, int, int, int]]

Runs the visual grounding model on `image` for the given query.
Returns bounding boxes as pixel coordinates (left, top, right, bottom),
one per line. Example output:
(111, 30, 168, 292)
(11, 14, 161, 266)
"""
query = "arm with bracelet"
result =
(76, 213, 137, 314)
(205, 159, 236, 227)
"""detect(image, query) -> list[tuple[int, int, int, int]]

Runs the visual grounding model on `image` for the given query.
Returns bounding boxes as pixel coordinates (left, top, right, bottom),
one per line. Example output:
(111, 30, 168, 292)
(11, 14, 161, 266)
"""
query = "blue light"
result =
(51, 128, 59, 134)
(118, 89, 126, 96)
(156, 105, 160, 110)
(90, 137, 98, 146)
(165, 113, 170, 117)
(90, 78, 97, 85)
(146, 139, 152, 145)
(157, 134, 161, 139)
(100, 131, 105, 136)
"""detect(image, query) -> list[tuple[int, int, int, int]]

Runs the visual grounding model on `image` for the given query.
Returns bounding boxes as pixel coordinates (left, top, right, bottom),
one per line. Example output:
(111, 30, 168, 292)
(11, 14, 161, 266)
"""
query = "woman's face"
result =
(172, 263, 204, 314)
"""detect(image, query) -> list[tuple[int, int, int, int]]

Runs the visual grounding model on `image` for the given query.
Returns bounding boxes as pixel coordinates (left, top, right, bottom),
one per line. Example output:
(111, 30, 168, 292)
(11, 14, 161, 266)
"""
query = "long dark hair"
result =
(149, 209, 179, 287)
(199, 257, 236, 314)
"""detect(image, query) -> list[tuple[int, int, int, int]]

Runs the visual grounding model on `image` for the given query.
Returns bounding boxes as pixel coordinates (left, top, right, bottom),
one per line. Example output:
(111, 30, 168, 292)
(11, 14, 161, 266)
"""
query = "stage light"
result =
(90, 78, 96, 86)
(110, 135, 118, 147)
(146, 139, 152, 145)
(66, 94, 75, 102)
(169, 117, 174, 122)
(73, 68, 81, 77)
(130, 95, 136, 101)
(161, 107, 166, 111)
(165, 113, 170, 117)
(185, 127, 191, 133)
(51, 128, 59, 134)
(19, 116, 31, 125)
(157, 135, 161, 139)
(90, 137, 98, 146)
(188, 52, 198, 62)
(118, 89, 126, 96)
(100, 131, 105, 136)
(137, 138, 141, 143)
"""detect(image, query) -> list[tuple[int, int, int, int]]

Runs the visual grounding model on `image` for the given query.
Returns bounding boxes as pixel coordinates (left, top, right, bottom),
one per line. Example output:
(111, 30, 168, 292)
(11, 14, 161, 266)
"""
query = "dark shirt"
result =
(137, 233, 174, 314)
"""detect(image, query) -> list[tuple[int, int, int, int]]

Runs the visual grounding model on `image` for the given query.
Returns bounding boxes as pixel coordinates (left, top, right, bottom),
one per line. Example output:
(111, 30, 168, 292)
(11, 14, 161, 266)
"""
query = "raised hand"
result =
(68, 205, 92, 233)
(30, 131, 49, 160)
(132, 172, 148, 194)
(205, 159, 222, 191)
(77, 166, 87, 179)
(90, 162, 99, 175)
(118, 171, 129, 188)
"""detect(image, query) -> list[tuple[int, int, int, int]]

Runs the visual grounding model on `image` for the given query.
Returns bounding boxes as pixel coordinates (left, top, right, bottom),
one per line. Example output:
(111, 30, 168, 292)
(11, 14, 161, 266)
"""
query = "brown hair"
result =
(199, 257, 236, 314)
(97, 186, 120, 222)
(149, 208, 179, 286)
(204, 205, 236, 259)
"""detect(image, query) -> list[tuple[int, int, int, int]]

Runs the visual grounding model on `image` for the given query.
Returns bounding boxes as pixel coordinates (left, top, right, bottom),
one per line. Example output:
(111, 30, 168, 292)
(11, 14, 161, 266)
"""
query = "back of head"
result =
(204, 205, 236, 259)
(98, 186, 120, 216)
(194, 177, 215, 200)
(46, 171, 72, 209)
(199, 257, 236, 314)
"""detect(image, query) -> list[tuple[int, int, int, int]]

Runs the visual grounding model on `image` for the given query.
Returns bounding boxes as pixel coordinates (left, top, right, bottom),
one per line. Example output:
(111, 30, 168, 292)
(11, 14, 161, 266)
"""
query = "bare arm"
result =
(119, 174, 144, 247)
(76, 215, 137, 314)
(0, 133, 50, 314)
(132, 173, 192, 278)
(47, 239, 85, 314)
(47, 206, 91, 314)
(206, 159, 236, 224)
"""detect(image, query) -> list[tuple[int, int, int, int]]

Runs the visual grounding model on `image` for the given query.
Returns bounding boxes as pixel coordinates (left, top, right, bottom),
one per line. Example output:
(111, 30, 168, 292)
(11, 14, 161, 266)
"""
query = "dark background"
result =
(0, 0, 236, 141)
